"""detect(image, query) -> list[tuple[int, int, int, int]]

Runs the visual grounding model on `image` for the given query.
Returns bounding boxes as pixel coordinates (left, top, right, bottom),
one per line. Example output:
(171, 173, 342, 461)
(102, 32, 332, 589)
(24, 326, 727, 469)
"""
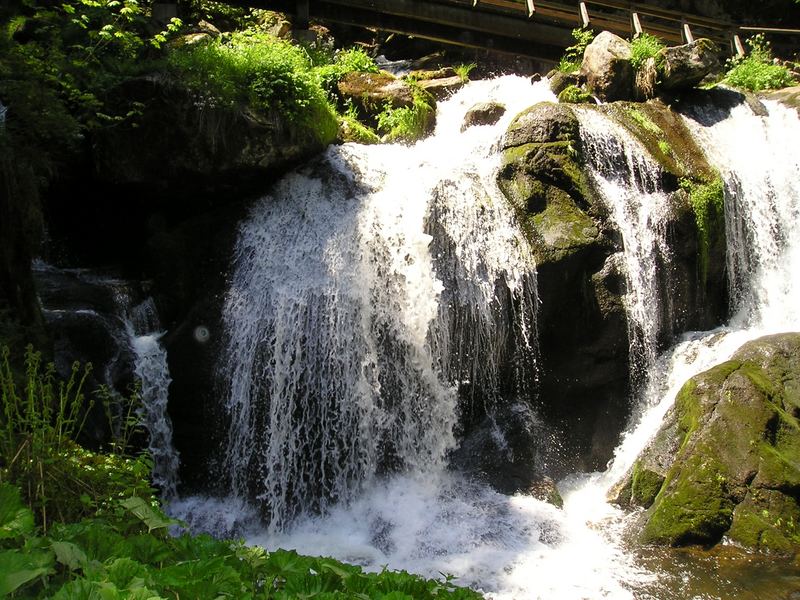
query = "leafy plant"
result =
(315, 46, 379, 94)
(376, 91, 435, 143)
(454, 62, 477, 83)
(723, 34, 796, 91)
(0, 346, 154, 530)
(557, 27, 594, 73)
(558, 84, 591, 103)
(629, 32, 666, 72)
(168, 29, 338, 139)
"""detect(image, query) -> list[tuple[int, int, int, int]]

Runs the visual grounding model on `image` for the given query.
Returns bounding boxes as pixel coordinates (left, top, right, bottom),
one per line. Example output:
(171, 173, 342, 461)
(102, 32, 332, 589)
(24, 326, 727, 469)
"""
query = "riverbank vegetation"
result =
(0, 345, 482, 598)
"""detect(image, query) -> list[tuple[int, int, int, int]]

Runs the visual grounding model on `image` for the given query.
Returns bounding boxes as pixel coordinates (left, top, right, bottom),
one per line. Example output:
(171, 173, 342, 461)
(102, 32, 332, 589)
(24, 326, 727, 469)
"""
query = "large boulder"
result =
(659, 38, 720, 91)
(579, 31, 634, 101)
(461, 101, 506, 131)
(92, 74, 335, 196)
(497, 99, 728, 473)
(617, 333, 800, 556)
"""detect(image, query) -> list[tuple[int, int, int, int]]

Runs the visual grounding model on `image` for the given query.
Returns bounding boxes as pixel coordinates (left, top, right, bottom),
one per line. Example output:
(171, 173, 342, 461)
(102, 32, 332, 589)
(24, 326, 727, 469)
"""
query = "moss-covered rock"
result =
(620, 333, 800, 556)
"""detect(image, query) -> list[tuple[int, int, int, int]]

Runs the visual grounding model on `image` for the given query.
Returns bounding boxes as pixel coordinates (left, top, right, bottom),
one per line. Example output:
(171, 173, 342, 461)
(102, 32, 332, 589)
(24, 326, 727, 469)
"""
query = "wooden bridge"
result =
(244, 0, 799, 60)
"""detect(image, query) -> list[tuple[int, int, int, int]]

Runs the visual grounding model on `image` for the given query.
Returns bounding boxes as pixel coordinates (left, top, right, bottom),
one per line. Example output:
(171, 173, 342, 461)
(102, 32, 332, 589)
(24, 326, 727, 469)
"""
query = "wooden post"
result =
(631, 12, 642, 37)
(526, 0, 535, 18)
(472, 0, 478, 7)
(296, 0, 310, 29)
(579, 1, 590, 27)
(732, 33, 745, 56)
(682, 21, 694, 43)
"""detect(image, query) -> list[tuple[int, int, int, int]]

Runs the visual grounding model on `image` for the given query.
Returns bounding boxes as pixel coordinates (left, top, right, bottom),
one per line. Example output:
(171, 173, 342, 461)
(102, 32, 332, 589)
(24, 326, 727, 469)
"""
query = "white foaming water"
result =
(575, 108, 673, 382)
(127, 298, 180, 499)
(218, 76, 546, 534)
(588, 98, 800, 543)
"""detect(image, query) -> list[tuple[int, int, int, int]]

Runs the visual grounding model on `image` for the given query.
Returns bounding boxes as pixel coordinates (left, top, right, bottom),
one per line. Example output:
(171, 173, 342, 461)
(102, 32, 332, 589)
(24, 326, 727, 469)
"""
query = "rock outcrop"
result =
(497, 99, 727, 472)
(579, 31, 634, 101)
(461, 101, 506, 130)
(660, 39, 720, 91)
(616, 333, 800, 556)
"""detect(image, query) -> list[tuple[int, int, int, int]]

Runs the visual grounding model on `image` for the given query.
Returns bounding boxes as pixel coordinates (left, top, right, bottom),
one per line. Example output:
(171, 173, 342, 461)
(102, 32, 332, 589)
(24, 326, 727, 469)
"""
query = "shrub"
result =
(723, 34, 796, 91)
(454, 62, 477, 82)
(376, 91, 435, 143)
(629, 32, 666, 72)
(315, 46, 379, 94)
(0, 346, 154, 531)
(557, 27, 594, 73)
(558, 84, 591, 103)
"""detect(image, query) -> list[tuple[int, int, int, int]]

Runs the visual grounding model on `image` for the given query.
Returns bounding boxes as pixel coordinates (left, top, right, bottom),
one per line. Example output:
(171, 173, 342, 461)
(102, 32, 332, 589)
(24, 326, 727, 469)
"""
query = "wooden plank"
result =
(579, 1, 590, 27)
(682, 22, 694, 43)
(631, 11, 642, 36)
(733, 33, 746, 56)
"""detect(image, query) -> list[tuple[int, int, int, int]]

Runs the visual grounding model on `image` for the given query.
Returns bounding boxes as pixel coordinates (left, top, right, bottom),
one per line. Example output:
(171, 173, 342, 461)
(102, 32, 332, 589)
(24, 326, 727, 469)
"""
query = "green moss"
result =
(729, 490, 800, 554)
(626, 107, 663, 135)
(631, 461, 665, 508)
(680, 176, 725, 285)
(643, 452, 734, 546)
(338, 115, 381, 144)
(558, 84, 592, 104)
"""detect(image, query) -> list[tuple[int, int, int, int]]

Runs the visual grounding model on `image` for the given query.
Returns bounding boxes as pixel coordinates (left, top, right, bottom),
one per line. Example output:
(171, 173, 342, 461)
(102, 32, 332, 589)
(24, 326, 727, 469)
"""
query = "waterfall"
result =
(575, 108, 674, 384)
(32, 263, 180, 499)
(126, 298, 180, 500)
(173, 81, 800, 599)
(219, 76, 543, 533)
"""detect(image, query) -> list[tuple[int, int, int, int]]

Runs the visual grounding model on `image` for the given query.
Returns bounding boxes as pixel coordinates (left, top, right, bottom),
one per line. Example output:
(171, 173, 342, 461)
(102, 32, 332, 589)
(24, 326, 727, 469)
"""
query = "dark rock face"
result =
(498, 102, 626, 472)
(496, 100, 728, 473)
(461, 101, 506, 131)
(450, 401, 563, 506)
(660, 39, 720, 92)
(92, 75, 334, 196)
(617, 333, 800, 557)
(579, 31, 634, 102)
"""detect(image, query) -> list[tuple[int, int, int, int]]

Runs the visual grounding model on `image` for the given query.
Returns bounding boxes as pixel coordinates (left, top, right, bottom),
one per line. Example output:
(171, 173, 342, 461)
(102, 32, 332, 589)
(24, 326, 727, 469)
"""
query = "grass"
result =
(723, 35, 796, 91)
(556, 27, 594, 73)
(558, 84, 591, 104)
(454, 63, 477, 83)
(629, 33, 666, 72)
(376, 90, 435, 143)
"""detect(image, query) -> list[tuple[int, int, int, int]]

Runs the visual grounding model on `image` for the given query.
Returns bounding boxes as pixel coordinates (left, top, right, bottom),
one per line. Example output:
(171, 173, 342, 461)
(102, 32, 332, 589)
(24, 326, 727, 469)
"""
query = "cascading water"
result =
(31, 263, 180, 499)
(575, 108, 674, 383)
(217, 76, 541, 533)
(126, 298, 180, 500)
(172, 80, 800, 599)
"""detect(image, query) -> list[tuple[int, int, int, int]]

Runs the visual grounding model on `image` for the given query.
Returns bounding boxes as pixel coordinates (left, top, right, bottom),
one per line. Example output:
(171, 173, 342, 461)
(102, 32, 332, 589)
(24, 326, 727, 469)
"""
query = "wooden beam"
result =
(682, 21, 694, 43)
(732, 33, 745, 56)
(296, 0, 309, 28)
(526, 0, 535, 18)
(579, 1, 590, 27)
(631, 11, 642, 36)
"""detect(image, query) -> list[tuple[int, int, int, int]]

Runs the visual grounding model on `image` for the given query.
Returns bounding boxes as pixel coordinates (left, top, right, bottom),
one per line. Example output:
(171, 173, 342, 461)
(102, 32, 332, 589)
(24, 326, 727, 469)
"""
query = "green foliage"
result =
(315, 46, 379, 95)
(629, 33, 666, 72)
(454, 63, 477, 83)
(376, 92, 434, 143)
(557, 84, 591, 103)
(0, 481, 482, 599)
(723, 34, 796, 91)
(557, 27, 594, 73)
(167, 29, 338, 139)
(0, 346, 154, 530)
(680, 176, 725, 285)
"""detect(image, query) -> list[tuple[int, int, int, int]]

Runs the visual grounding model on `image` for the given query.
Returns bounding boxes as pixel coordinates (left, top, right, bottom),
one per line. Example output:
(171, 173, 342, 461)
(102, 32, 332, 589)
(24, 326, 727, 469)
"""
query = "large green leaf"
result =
(0, 483, 35, 539)
(119, 497, 176, 532)
(52, 540, 89, 571)
(0, 548, 54, 595)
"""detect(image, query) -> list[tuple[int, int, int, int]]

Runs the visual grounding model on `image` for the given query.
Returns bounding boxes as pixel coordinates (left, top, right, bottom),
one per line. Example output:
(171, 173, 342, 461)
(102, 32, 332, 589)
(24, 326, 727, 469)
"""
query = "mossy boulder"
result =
(92, 74, 335, 195)
(619, 333, 800, 555)
(461, 101, 506, 131)
(336, 71, 436, 128)
(659, 39, 720, 91)
(497, 98, 728, 474)
(579, 31, 634, 101)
